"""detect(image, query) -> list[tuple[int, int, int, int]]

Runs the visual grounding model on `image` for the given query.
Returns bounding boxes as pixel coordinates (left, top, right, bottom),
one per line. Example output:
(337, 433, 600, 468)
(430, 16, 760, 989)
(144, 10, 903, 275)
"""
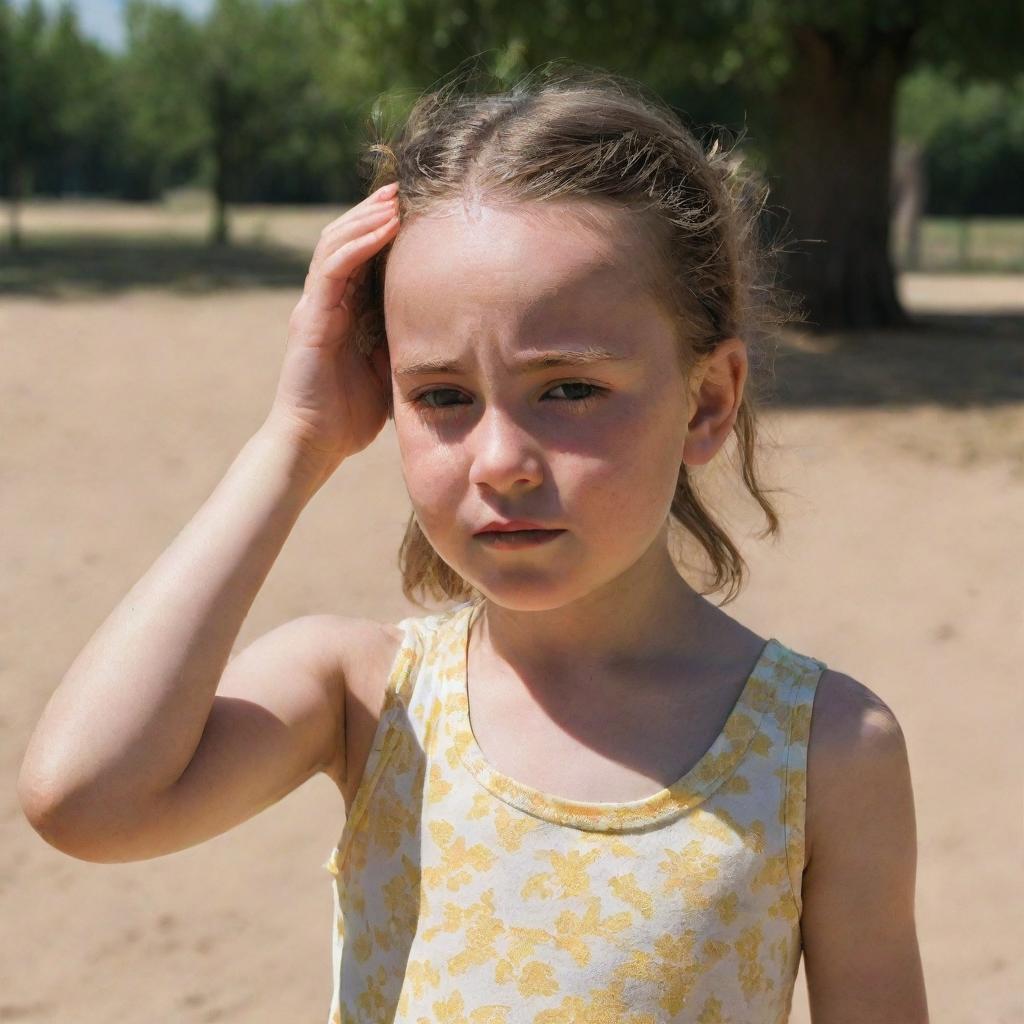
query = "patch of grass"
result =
(895, 218, 1024, 273)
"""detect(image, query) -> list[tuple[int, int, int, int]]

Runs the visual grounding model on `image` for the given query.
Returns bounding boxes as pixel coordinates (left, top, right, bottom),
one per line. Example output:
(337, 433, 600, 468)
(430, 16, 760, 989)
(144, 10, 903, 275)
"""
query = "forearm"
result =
(18, 424, 329, 823)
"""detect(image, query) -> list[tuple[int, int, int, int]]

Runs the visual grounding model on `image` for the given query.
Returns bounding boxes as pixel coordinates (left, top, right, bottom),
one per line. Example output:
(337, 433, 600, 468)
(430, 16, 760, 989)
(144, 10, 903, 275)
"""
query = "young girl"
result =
(18, 68, 928, 1023)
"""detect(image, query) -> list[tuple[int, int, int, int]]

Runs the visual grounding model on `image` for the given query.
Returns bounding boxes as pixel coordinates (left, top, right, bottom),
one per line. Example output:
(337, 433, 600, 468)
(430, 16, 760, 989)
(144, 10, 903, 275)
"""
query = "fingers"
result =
(304, 188, 399, 297)
(310, 202, 395, 278)
(301, 182, 400, 314)
(318, 200, 397, 251)
(317, 182, 399, 237)
(306, 213, 399, 312)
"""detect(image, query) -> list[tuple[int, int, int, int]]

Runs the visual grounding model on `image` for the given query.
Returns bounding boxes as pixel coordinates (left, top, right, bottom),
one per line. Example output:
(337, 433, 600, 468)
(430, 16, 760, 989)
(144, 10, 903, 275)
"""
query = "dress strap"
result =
(384, 614, 427, 710)
(775, 642, 828, 917)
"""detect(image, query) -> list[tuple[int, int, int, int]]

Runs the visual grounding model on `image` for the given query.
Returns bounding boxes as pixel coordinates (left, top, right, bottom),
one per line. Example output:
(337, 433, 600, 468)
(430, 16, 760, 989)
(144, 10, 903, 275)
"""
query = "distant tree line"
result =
(2, 0, 1021, 328)
(0, 0, 372, 245)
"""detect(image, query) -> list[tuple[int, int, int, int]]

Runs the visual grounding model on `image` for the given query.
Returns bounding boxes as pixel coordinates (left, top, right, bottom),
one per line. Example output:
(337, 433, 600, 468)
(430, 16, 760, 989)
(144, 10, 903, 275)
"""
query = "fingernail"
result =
(379, 182, 399, 196)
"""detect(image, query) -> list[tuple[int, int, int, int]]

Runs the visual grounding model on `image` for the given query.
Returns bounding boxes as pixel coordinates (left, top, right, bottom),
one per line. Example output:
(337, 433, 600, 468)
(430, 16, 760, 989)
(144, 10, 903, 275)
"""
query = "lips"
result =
(474, 519, 558, 534)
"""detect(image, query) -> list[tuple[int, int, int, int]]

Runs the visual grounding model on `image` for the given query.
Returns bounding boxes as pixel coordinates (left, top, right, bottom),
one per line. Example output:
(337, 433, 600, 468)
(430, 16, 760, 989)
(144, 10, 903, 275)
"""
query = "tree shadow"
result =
(2, 238, 1022, 409)
(765, 312, 1024, 409)
(0, 237, 309, 296)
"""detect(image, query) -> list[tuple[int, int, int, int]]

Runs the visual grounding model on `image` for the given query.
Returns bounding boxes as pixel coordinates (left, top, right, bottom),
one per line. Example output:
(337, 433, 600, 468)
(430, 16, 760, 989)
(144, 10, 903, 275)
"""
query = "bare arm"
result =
(802, 672, 930, 1023)
(17, 184, 401, 861)
(16, 427, 329, 850)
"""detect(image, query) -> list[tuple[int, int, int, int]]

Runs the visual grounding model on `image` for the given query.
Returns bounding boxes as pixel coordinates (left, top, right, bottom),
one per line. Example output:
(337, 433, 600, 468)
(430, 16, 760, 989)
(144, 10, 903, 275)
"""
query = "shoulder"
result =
(318, 614, 406, 713)
(799, 667, 929, 1020)
(301, 615, 404, 790)
(323, 603, 467, 693)
(805, 667, 913, 867)
(808, 667, 904, 753)
(323, 615, 407, 682)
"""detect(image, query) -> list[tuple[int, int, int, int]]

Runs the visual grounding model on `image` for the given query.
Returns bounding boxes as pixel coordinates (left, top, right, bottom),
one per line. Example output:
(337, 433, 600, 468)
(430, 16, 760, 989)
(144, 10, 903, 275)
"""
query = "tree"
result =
(123, 0, 335, 244)
(120, 0, 208, 201)
(317, 0, 1024, 329)
(0, 0, 66, 248)
(722, 1, 1023, 328)
(45, 3, 122, 197)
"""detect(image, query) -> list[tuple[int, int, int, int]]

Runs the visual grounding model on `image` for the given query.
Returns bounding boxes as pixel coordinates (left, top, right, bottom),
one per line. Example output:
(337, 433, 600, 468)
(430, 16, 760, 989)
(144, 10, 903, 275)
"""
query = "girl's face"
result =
(383, 198, 694, 612)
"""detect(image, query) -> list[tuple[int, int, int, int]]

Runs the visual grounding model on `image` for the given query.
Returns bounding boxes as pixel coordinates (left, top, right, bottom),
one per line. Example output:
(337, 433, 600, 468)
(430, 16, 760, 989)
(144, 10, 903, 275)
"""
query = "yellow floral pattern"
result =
(322, 601, 826, 1023)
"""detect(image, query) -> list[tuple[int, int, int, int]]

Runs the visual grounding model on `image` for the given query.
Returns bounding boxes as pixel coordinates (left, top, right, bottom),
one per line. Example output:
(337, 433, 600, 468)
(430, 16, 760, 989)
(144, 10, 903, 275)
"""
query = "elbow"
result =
(17, 760, 63, 837)
(17, 739, 84, 850)
(18, 776, 86, 860)
(16, 768, 130, 863)
(18, 783, 89, 860)
(20, 801, 138, 863)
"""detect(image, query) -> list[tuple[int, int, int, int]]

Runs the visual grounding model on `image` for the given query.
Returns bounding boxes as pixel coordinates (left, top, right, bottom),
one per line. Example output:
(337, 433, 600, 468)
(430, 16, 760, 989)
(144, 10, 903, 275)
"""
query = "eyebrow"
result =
(393, 345, 632, 379)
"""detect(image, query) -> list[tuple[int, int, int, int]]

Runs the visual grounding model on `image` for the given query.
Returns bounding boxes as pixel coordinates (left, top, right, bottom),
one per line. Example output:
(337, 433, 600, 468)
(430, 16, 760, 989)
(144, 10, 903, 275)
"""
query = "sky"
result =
(12, 0, 214, 51)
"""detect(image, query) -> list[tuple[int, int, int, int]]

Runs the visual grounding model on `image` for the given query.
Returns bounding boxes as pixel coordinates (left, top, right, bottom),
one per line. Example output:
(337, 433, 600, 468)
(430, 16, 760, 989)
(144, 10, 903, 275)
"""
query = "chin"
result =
(458, 561, 600, 614)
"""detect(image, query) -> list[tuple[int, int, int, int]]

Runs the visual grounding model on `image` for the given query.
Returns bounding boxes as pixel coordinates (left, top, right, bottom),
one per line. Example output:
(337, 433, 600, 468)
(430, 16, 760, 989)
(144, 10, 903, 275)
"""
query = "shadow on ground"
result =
(771, 314, 1024, 408)
(0, 237, 309, 295)
(2, 238, 1022, 410)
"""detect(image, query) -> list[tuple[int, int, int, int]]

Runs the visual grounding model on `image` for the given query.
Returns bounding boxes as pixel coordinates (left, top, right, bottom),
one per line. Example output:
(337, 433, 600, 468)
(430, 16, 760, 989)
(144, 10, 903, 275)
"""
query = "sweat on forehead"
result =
(382, 197, 677, 332)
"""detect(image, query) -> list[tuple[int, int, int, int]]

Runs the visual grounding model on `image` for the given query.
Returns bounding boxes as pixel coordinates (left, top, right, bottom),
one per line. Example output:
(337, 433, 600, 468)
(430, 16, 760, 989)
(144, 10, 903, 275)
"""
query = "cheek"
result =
(562, 398, 683, 511)
(395, 420, 465, 515)
(585, 397, 679, 481)
(560, 445, 678, 532)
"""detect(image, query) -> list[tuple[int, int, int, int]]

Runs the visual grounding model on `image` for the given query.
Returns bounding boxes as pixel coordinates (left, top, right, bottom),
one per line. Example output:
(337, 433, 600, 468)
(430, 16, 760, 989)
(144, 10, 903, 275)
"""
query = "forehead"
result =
(383, 199, 668, 345)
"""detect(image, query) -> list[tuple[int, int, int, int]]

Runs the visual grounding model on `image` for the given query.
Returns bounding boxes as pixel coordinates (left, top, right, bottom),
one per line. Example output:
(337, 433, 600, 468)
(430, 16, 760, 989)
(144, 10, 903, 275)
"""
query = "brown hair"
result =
(351, 62, 791, 608)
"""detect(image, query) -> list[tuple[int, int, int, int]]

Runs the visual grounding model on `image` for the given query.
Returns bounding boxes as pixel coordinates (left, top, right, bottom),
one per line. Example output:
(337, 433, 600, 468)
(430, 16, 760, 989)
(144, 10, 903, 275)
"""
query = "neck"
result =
(471, 529, 722, 688)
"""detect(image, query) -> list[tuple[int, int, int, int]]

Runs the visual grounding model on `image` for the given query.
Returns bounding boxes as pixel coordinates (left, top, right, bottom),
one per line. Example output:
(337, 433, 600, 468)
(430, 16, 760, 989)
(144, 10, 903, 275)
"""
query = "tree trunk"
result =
(210, 171, 229, 247)
(766, 28, 914, 331)
(6, 155, 28, 250)
(208, 66, 231, 247)
(892, 140, 926, 272)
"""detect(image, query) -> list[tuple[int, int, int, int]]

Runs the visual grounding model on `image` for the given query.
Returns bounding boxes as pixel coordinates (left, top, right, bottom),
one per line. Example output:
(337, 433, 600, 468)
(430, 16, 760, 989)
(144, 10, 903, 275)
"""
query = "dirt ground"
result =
(1, 207, 1022, 1022)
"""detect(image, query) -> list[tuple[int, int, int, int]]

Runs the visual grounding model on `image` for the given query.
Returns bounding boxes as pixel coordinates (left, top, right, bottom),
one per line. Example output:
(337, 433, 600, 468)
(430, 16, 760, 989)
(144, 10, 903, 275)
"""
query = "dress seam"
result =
(781, 665, 804, 922)
(454, 620, 777, 833)
(782, 653, 826, 923)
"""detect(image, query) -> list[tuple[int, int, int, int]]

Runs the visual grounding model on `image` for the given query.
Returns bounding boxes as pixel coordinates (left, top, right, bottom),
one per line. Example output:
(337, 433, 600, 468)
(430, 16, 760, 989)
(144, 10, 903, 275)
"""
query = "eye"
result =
(546, 382, 606, 407)
(411, 382, 608, 415)
(412, 388, 469, 411)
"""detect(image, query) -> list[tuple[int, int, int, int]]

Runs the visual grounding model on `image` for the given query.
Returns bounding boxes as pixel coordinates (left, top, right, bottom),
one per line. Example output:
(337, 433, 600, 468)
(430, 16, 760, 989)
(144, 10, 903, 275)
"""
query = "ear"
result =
(682, 338, 748, 467)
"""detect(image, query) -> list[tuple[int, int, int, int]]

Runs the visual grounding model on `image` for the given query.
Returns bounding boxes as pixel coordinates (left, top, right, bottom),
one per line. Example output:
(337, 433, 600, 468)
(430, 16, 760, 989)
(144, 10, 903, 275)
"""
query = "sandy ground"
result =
(2, 214, 1022, 1023)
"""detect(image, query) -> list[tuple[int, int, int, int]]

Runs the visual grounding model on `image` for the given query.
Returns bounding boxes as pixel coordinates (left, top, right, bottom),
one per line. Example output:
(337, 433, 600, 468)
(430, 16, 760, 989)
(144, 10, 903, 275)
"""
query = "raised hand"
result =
(265, 182, 400, 476)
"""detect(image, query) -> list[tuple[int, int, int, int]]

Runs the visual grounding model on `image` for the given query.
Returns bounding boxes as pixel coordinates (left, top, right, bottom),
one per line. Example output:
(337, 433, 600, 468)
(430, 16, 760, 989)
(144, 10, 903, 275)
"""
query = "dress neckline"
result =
(450, 600, 786, 833)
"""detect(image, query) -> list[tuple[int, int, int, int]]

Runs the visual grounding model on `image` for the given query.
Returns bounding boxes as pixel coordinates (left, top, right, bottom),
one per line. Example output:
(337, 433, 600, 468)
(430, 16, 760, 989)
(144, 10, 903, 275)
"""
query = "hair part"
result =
(351, 61, 794, 608)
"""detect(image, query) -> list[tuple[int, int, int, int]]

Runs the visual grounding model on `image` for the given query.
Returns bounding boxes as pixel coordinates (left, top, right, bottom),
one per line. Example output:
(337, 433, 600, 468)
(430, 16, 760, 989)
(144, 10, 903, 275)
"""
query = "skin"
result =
(382, 196, 754, 694)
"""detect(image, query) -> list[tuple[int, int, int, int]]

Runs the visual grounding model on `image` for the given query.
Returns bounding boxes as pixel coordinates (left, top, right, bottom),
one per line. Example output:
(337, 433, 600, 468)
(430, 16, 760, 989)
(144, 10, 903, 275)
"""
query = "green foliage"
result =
(119, 0, 377, 203)
(119, 0, 207, 195)
(0, 0, 65, 193)
(5, 0, 1023, 215)
(898, 69, 1024, 215)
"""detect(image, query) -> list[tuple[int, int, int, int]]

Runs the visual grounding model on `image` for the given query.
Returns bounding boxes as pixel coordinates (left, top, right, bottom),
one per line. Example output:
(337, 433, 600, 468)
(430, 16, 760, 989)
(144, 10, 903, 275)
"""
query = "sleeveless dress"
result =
(321, 600, 827, 1023)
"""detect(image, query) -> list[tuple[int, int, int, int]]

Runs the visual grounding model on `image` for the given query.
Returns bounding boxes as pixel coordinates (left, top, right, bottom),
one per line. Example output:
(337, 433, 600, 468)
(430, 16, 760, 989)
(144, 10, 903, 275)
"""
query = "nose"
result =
(466, 404, 545, 493)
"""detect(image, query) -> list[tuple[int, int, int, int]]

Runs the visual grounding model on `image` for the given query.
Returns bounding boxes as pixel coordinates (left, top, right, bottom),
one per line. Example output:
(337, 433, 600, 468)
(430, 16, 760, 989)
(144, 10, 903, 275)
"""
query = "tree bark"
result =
(6, 154, 27, 250)
(208, 65, 230, 248)
(766, 27, 914, 331)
